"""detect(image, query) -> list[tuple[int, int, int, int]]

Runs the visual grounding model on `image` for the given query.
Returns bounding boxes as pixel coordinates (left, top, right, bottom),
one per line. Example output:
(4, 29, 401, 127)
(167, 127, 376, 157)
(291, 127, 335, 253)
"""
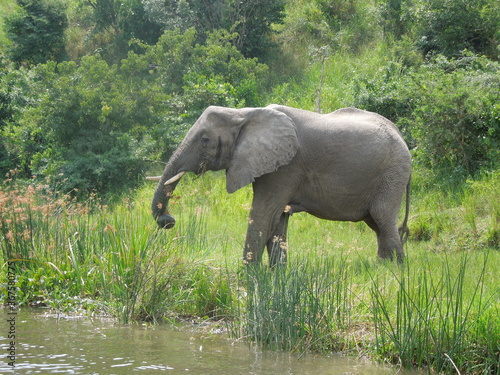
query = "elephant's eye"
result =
(200, 136, 210, 147)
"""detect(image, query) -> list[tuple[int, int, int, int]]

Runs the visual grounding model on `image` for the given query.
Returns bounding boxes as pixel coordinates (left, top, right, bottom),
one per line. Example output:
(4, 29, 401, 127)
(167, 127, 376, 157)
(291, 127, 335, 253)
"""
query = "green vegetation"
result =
(4, 0, 68, 66)
(1, 0, 499, 373)
(1, 171, 499, 373)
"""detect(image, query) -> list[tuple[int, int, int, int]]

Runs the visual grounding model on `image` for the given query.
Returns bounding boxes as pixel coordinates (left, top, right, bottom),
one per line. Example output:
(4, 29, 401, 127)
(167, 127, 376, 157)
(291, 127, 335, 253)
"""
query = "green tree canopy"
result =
(1, 28, 269, 194)
(83, 0, 163, 63)
(5, 0, 68, 66)
(415, 0, 500, 59)
(142, 0, 286, 59)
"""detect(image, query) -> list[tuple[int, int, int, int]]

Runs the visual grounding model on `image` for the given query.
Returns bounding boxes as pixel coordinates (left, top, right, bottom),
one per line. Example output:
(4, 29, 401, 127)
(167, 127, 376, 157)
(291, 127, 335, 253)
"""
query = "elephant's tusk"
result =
(164, 171, 186, 185)
(146, 176, 162, 181)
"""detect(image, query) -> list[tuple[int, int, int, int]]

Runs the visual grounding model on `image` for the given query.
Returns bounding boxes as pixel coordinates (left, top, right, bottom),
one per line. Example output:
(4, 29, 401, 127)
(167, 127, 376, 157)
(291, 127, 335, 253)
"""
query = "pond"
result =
(1, 308, 422, 374)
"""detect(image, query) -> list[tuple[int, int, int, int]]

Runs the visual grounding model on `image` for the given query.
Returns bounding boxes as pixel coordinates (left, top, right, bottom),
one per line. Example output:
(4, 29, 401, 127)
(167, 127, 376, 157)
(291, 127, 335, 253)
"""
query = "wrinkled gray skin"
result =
(151, 105, 412, 265)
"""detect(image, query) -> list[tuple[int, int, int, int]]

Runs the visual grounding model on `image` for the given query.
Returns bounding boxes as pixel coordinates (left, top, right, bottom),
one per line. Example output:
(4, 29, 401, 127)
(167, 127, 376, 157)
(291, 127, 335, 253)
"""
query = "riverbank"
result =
(1, 170, 499, 373)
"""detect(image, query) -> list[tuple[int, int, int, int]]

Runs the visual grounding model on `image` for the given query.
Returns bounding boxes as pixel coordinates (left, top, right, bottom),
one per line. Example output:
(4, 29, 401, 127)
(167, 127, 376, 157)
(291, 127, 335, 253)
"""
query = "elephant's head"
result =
(151, 105, 299, 229)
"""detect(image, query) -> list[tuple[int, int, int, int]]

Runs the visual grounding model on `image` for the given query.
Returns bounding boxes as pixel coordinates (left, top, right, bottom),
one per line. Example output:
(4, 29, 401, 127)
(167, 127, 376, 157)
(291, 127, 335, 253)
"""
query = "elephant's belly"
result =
(288, 170, 379, 222)
(288, 197, 370, 222)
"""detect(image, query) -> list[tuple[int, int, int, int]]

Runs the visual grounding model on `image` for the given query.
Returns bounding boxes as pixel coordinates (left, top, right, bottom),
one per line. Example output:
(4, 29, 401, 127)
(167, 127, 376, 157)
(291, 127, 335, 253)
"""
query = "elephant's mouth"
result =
(197, 160, 209, 175)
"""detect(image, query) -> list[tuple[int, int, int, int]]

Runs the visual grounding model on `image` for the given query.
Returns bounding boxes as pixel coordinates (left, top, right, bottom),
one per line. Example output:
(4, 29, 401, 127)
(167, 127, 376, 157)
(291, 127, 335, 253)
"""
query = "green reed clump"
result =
(0, 170, 89, 266)
(242, 254, 355, 353)
(462, 170, 500, 249)
(0, 175, 185, 321)
(370, 252, 499, 373)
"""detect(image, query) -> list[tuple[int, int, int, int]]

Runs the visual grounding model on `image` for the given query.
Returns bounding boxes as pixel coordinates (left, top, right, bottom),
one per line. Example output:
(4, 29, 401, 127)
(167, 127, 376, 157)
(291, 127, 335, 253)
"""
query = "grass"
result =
(370, 252, 498, 372)
(1, 168, 499, 373)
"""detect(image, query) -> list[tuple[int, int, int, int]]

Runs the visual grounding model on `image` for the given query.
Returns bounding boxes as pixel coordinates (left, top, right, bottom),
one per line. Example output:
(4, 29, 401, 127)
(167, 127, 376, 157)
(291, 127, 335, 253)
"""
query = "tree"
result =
(354, 54, 500, 179)
(5, 0, 68, 66)
(377, 0, 414, 40)
(227, 0, 286, 59)
(1, 55, 166, 194)
(1, 27, 270, 194)
(0, 58, 33, 176)
(277, 0, 378, 57)
(142, 0, 286, 59)
(416, 0, 500, 59)
(83, 0, 163, 63)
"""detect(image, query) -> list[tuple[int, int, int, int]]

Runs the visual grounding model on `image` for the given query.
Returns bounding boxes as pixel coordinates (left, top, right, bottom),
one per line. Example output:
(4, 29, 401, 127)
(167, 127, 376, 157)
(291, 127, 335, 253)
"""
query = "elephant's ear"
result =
(226, 108, 299, 193)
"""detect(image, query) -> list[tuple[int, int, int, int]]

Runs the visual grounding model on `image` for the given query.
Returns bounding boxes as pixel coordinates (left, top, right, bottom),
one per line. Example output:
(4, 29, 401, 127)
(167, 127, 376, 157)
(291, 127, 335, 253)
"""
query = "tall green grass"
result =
(0, 0, 17, 51)
(267, 42, 395, 112)
(1, 170, 499, 373)
(242, 254, 353, 352)
(370, 252, 498, 373)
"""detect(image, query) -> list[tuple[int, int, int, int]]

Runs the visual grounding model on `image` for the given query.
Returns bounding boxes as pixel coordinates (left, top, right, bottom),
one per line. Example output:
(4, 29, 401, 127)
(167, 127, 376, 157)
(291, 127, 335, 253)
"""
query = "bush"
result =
(354, 54, 500, 180)
(377, 0, 415, 40)
(415, 0, 500, 59)
(410, 63, 500, 175)
(135, 28, 269, 161)
(142, 0, 286, 60)
(0, 58, 31, 175)
(5, 0, 68, 66)
(2, 56, 164, 195)
(1, 28, 270, 195)
(277, 0, 378, 55)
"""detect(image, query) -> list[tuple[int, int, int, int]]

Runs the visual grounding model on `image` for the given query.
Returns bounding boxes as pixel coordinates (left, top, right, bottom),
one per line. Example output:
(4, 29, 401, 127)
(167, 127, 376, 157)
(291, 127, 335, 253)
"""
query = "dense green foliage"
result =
(5, 0, 68, 66)
(355, 54, 500, 179)
(1, 27, 268, 194)
(142, 0, 286, 59)
(414, 0, 500, 58)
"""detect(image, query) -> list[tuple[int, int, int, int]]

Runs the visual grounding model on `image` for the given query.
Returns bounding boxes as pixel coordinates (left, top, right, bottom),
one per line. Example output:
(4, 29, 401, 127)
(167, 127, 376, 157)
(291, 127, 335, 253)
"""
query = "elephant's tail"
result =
(398, 175, 411, 244)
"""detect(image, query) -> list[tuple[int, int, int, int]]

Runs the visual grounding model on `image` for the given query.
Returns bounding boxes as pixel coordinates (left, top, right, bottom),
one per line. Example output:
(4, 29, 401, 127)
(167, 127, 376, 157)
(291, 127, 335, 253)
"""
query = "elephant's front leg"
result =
(242, 199, 290, 265)
(266, 212, 290, 267)
(243, 175, 296, 265)
(242, 213, 278, 264)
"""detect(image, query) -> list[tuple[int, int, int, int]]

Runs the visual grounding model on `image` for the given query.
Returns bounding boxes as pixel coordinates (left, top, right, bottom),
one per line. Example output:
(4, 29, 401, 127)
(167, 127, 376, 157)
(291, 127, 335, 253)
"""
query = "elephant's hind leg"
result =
(266, 212, 290, 267)
(364, 216, 404, 262)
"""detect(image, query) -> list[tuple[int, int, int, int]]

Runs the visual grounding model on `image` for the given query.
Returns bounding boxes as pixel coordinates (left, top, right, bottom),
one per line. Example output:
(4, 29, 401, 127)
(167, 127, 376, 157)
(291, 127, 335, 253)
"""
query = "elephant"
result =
(149, 105, 412, 265)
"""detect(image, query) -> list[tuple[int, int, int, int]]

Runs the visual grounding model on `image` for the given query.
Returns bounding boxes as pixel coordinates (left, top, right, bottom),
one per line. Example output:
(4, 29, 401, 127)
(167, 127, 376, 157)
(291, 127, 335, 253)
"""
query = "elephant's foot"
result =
(377, 241, 405, 263)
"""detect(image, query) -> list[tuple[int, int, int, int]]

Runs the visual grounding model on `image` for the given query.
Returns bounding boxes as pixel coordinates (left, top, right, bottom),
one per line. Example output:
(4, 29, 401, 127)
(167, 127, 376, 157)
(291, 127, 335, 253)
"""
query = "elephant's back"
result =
(329, 107, 404, 139)
(268, 104, 410, 164)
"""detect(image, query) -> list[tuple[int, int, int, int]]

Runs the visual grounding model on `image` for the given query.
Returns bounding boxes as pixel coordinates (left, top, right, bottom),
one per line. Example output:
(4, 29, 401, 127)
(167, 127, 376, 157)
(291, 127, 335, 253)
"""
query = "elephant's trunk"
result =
(151, 120, 204, 228)
(151, 157, 186, 229)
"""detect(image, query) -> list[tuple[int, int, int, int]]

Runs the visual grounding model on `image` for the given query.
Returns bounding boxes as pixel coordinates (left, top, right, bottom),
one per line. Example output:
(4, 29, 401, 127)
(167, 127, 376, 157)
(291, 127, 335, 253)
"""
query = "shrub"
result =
(5, 0, 68, 66)
(415, 0, 500, 59)
(142, 0, 286, 60)
(2, 56, 164, 195)
(1, 28, 270, 195)
(277, 0, 378, 56)
(354, 54, 500, 180)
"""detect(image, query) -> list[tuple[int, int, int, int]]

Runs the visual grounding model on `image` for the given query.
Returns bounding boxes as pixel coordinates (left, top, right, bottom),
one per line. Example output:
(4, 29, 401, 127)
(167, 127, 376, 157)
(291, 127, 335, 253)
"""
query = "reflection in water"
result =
(0, 308, 417, 374)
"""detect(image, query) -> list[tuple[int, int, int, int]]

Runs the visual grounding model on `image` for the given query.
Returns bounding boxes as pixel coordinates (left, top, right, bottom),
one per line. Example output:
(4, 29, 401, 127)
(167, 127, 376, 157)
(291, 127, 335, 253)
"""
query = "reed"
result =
(242, 253, 354, 352)
(370, 252, 498, 373)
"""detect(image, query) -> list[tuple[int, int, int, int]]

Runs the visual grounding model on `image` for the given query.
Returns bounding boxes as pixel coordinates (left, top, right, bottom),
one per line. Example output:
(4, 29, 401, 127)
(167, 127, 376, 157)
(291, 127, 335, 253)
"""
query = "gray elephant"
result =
(149, 105, 412, 265)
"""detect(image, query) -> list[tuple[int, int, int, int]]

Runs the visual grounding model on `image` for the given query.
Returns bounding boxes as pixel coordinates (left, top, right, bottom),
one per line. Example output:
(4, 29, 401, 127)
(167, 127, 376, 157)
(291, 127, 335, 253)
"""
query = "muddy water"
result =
(1, 309, 419, 374)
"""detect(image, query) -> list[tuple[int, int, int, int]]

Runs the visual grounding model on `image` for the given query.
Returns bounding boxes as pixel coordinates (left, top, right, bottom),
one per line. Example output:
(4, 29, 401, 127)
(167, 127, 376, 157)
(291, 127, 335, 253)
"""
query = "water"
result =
(1, 308, 419, 374)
